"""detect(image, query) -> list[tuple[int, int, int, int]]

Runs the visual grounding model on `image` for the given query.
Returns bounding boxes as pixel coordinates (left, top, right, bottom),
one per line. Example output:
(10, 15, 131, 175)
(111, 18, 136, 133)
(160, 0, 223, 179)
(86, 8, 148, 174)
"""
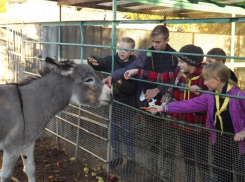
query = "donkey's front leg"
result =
(21, 143, 36, 182)
(1, 150, 20, 182)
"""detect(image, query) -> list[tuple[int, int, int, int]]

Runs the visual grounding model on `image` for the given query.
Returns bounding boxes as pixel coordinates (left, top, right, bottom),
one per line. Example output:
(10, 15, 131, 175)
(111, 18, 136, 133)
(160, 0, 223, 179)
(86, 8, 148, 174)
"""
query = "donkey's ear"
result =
(59, 60, 75, 76)
(45, 57, 61, 71)
(60, 65, 74, 76)
(45, 57, 75, 76)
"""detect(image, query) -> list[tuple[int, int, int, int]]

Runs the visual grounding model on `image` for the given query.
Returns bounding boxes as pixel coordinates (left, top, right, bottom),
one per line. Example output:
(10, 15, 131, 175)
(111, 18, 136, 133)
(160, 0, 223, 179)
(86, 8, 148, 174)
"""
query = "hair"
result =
(178, 44, 204, 67)
(151, 25, 169, 40)
(202, 61, 239, 89)
(121, 37, 135, 49)
(18, 59, 74, 86)
(207, 48, 226, 63)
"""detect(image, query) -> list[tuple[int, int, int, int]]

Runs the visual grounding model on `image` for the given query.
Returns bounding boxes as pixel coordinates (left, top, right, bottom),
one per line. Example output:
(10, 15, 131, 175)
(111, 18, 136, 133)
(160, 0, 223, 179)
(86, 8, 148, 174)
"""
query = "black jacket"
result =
(88, 53, 137, 107)
(137, 44, 178, 107)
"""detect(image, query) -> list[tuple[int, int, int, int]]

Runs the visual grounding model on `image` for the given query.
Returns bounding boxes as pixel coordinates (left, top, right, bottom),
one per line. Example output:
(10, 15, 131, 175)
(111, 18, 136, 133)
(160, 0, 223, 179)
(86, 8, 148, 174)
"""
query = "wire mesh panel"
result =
(43, 102, 110, 169)
(42, 98, 245, 182)
(106, 103, 245, 182)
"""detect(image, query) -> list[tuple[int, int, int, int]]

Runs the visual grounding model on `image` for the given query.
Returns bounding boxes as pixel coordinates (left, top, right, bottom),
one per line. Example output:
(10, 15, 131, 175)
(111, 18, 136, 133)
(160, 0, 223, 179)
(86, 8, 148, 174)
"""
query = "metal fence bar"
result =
(21, 40, 245, 61)
(68, 104, 108, 122)
(80, 22, 84, 63)
(1, 17, 245, 26)
(45, 128, 107, 163)
(75, 105, 81, 162)
(55, 115, 107, 141)
(23, 71, 40, 77)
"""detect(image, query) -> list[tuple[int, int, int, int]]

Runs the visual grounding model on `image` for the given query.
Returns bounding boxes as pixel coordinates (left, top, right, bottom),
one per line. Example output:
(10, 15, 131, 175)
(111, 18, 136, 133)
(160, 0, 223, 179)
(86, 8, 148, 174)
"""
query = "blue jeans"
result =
(110, 117, 135, 160)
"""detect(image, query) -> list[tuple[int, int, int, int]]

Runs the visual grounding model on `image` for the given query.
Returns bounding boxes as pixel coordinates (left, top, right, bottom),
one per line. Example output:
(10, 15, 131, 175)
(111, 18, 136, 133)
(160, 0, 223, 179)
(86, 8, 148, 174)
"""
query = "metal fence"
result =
(1, 1, 245, 182)
(42, 96, 245, 182)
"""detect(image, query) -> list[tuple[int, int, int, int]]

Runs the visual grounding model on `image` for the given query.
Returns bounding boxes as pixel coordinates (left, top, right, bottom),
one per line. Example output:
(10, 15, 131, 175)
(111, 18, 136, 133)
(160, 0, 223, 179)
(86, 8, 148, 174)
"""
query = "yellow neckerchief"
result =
(214, 82, 233, 134)
(182, 73, 201, 100)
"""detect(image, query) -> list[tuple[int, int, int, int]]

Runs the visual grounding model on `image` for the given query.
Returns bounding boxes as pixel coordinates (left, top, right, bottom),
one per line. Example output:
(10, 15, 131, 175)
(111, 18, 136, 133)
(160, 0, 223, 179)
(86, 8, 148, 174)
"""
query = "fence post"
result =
(80, 22, 84, 63)
(107, 0, 117, 176)
(75, 105, 82, 162)
(230, 13, 236, 71)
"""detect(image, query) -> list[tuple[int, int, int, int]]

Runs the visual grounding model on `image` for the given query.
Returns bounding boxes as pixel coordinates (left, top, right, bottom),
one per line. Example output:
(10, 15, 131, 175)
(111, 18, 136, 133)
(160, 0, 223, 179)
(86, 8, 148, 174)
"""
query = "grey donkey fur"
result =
(0, 57, 113, 182)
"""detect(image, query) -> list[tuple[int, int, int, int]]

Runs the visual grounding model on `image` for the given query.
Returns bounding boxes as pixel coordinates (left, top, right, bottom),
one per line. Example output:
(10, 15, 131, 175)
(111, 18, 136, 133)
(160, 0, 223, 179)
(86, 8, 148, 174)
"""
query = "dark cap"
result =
(177, 44, 204, 66)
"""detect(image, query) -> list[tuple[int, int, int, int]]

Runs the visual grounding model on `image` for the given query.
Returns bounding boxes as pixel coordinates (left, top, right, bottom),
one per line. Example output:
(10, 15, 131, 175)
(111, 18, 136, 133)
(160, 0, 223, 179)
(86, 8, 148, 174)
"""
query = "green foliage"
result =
(0, 0, 8, 13)
(124, 12, 209, 33)
(125, 12, 165, 20)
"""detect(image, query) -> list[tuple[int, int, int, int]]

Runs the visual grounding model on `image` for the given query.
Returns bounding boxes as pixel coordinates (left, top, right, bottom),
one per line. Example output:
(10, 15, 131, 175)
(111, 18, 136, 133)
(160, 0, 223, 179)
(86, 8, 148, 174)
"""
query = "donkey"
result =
(0, 57, 113, 182)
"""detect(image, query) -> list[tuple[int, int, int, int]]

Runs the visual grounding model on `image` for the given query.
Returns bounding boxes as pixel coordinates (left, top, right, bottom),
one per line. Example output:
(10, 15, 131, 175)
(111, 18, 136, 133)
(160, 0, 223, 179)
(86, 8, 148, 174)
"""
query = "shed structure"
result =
(1, 0, 245, 182)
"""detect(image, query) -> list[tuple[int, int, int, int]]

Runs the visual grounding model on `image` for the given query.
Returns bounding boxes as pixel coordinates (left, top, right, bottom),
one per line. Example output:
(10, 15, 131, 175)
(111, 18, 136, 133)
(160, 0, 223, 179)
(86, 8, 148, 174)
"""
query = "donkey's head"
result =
(44, 57, 113, 107)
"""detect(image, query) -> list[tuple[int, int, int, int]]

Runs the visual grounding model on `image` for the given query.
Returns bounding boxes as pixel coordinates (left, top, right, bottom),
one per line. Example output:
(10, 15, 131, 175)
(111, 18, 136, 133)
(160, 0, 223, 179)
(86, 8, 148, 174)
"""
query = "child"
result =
(148, 61, 245, 182)
(206, 48, 238, 83)
(88, 37, 137, 175)
(126, 44, 210, 182)
(103, 25, 178, 180)
(103, 25, 178, 105)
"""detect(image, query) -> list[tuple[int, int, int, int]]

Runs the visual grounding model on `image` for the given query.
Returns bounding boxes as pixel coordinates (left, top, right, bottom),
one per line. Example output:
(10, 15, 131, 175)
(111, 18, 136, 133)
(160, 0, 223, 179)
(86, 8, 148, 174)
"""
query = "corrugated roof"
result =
(52, 0, 245, 8)
(49, 0, 245, 17)
(204, 0, 245, 6)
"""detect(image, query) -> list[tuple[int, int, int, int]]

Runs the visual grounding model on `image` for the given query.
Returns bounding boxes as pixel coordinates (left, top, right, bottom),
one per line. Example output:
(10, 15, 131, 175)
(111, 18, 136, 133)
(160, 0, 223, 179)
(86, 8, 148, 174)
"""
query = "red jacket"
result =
(137, 64, 208, 133)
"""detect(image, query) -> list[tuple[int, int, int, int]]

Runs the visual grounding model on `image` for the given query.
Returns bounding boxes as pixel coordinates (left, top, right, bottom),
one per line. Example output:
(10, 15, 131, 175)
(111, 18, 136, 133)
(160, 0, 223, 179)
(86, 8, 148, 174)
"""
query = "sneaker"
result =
(109, 158, 123, 170)
(123, 160, 136, 176)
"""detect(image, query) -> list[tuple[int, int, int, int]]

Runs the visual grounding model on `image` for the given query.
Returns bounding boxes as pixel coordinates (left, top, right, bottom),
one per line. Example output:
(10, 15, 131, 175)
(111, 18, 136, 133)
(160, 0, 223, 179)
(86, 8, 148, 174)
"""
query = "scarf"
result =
(182, 73, 201, 100)
(215, 82, 233, 134)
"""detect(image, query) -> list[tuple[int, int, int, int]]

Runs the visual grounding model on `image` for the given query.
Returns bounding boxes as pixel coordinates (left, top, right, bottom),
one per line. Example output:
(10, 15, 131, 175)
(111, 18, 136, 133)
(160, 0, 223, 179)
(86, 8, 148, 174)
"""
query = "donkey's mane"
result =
(18, 60, 74, 86)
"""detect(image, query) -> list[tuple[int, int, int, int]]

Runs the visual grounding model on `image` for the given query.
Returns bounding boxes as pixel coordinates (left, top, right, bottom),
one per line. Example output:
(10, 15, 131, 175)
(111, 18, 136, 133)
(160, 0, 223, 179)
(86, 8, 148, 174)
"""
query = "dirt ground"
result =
(0, 140, 114, 182)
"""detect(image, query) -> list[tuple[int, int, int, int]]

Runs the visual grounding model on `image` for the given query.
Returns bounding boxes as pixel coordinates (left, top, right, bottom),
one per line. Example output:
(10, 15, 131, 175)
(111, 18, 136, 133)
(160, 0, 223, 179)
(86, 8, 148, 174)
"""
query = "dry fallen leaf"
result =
(57, 161, 62, 168)
(69, 157, 76, 162)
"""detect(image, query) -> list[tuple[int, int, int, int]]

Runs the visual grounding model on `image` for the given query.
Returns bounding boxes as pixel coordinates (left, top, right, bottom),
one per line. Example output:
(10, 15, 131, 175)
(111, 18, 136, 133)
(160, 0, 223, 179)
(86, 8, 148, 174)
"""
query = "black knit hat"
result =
(177, 44, 204, 66)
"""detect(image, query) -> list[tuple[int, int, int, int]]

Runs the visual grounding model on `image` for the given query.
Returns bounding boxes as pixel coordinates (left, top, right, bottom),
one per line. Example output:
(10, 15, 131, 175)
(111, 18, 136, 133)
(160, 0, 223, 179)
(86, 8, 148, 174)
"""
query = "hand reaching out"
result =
(103, 76, 112, 85)
(147, 105, 163, 114)
(124, 69, 138, 80)
(88, 57, 99, 66)
(234, 130, 245, 142)
(145, 88, 160, 102)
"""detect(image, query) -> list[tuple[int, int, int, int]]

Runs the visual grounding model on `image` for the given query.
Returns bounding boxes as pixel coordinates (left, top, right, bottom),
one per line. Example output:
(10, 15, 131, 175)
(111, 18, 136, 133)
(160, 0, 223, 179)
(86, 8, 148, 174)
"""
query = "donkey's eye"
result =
(85, 78, 94, 83)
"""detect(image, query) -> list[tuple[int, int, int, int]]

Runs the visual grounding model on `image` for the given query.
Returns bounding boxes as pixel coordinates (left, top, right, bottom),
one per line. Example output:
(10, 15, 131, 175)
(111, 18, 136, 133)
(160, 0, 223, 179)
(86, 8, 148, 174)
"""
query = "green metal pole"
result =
(80, 22, 84, 63)
(58, 26, 61, 61)
(230, 13, 236, 71)
(22, 40, 245, 61)
(107, 0, 117, 177)
(111, 2, 117, 72)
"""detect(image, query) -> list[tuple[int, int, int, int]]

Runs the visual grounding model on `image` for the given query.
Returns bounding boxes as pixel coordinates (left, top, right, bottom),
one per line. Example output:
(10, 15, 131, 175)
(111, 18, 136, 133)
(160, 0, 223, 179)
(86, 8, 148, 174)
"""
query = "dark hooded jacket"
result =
(88, 53, 137, 107)
(109, 44, 178, 107)
(136, 45, 178, 107)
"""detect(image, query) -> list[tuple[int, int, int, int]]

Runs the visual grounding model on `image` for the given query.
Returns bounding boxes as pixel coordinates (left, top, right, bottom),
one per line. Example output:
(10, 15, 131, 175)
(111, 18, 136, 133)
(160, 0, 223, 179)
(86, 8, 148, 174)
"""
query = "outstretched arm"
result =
(88, 57, 99, 66)
(87, 56, 111, 72)
(105, 52, 147, 83)
(124, 69, 138, 80)
(135, 68, 179, 100)
(148, 93, 209, 114)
